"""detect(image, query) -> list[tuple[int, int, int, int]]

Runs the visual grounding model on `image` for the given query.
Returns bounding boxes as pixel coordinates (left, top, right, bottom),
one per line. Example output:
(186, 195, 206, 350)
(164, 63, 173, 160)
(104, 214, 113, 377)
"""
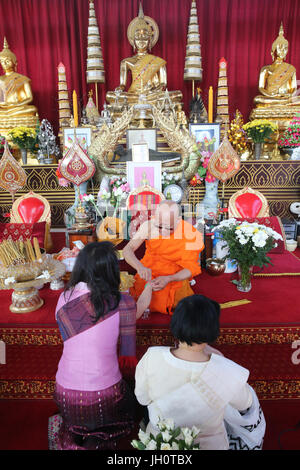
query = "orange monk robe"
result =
(130, 220, 204, 315)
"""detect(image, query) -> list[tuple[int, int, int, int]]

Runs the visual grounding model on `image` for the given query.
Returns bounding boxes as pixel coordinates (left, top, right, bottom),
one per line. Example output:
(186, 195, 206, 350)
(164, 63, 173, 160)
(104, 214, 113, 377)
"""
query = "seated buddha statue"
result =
(106, 5, 182, 112)
(0, 38, 38, 128)
(251, 24, 300, 125)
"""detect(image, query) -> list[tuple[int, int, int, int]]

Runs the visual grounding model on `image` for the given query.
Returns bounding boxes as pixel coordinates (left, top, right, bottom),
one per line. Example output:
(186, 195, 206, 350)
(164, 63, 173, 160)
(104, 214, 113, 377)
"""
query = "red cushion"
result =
(235, 193, 263, 218)
(236, 217, 285, 254)
(17, 197, 45, 224)
(0, 221, 46, 248)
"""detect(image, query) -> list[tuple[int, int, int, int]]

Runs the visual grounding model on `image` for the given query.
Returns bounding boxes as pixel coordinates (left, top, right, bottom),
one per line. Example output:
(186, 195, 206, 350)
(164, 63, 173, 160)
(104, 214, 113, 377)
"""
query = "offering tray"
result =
(0, 256, 66, 313)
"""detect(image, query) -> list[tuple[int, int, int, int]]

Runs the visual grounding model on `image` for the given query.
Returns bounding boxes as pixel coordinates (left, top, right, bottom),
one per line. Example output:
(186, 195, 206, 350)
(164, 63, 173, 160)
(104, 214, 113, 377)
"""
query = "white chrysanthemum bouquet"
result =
(213, 218, 283, 290)
(131, 418, 201, 451)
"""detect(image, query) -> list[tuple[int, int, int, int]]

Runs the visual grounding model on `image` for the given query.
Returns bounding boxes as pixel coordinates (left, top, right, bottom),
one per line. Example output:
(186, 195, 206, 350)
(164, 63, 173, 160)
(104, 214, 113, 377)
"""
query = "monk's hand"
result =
(137, 265, 152, 282)
(151, 276, 170, 291)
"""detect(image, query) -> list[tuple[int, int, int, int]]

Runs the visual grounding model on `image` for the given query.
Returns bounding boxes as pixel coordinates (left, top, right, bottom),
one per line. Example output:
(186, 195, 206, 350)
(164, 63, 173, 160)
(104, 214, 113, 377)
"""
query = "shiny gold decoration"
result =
(227, 110, 248, 155)
(0, 141, 27, 200)
(106, 4, 182, 113)
(96, 216, 126, 245)
(184, 0, 203, 87)
(228, 186, 270, 218)
(0, 254, 65, 313)
(216, 58, 229, 134)
(250, 23, 300, 130)
(120, 271, 135, 292)
(0, 38, 39, 134)
(57, 63, 71, 130)
(208, 135, 240, 183)
(206, 258, 225, 276)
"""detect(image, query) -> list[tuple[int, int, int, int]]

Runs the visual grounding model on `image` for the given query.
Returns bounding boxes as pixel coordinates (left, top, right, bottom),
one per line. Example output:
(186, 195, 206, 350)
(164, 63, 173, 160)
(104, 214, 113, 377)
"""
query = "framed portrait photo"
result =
(63, 127, 92, 151)
(132, 143, 149, 162)
(189, 123, 220, 153)
(126, 128, 157, 151)
(127, 161, 162, 192)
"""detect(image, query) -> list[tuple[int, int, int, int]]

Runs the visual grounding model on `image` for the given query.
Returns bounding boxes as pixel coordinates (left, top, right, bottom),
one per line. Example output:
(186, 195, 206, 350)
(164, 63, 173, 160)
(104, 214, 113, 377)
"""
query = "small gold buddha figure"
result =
(0, 38, 38, 129)
(251, 24, 300, 127)
(254, 24, 299, 107)
(106, 4, 182, 112)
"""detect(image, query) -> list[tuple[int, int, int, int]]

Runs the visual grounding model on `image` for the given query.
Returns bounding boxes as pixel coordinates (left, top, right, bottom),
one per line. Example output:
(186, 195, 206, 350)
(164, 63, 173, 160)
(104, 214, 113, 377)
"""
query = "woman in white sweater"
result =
(134, 295, 265, 450)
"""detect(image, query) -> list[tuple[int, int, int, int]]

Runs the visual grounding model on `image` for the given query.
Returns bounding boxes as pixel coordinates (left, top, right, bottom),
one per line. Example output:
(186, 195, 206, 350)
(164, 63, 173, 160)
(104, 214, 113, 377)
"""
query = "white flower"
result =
(145, 439, 157, 450)
(171, 441, 179, 450)
(252, 231, 268, 248)
(4, 277, 15, 285)
(164, 418, 175, 431)
(161, 431, 172, 442)
(237, 235, 248, 245)
(82, 194, 94, 202)
(138, 430, 151, 446)
(161, 443, 172, 450)
(185, 435, 194, 447)
(191, 426, 201, 438)
(181, 427, 192, 439)
(131, 440, 140, 449)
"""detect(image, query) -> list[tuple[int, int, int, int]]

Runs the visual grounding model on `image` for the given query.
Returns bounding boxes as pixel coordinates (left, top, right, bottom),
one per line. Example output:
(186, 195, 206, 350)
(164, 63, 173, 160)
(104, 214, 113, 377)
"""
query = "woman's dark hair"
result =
(170, 295, 220, 345)
(65, 241, 121, 322)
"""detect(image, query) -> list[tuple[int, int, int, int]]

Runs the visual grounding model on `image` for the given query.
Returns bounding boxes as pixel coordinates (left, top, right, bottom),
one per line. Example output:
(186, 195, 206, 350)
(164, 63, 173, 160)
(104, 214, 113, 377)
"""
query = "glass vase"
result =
(254, 142, 263, 160)
(237, 264, 253, 292)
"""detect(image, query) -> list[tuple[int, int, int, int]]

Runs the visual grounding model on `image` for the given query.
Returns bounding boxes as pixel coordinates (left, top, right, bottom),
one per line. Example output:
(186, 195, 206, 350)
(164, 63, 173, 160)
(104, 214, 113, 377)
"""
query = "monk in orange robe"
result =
(123, 201, 204, 317)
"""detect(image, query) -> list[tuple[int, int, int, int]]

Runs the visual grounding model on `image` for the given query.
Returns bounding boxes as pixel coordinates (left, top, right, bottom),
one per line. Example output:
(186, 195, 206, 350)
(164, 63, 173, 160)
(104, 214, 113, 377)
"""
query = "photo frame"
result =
(132, 143, 149, 162)
(189, 123, 220, 153)
(127, 161, 162, 191)
(126, 128, 157, 151)
(63, 127, 92, 151)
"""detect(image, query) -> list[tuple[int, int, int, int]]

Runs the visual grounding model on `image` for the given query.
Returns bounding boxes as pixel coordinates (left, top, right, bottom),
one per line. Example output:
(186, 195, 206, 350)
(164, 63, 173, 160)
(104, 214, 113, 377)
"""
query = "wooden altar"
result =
(0, 161, 299, 228)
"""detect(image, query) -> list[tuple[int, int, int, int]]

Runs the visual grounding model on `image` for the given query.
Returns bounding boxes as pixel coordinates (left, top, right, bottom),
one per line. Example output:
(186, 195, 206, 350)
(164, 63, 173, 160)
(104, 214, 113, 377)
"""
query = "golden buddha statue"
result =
(0, 38, 38, 131)
(250, 24, 300, 129)
(106, 4, 182, 114)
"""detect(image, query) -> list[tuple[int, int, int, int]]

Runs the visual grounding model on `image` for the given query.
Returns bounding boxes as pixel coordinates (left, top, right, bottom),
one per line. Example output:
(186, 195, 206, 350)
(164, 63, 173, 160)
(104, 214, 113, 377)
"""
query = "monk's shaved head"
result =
(157, 200, 181, 217)
(153, 200, 181, 234)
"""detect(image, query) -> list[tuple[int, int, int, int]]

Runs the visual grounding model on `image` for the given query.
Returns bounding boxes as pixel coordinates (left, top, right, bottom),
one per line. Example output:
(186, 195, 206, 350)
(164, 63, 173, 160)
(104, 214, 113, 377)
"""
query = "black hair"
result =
(65, 241, 121, 323)
(170, 294, 220, 345)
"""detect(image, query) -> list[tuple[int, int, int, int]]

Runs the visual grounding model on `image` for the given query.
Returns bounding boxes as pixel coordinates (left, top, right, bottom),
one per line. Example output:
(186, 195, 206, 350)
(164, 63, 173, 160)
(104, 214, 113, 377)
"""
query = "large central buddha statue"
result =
(250, 24, 300, 127)
(106, 4, 182, 112)
(0, 38, 38, 133)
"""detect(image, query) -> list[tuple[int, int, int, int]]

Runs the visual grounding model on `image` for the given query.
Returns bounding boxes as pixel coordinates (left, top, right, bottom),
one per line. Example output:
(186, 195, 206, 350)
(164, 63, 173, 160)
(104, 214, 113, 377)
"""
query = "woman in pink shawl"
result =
(48, 242, 137, 450)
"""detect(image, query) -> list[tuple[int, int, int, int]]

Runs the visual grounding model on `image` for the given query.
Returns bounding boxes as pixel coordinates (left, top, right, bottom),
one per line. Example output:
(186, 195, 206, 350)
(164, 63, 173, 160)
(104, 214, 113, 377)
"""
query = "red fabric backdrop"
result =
(0, 0, 300, 133)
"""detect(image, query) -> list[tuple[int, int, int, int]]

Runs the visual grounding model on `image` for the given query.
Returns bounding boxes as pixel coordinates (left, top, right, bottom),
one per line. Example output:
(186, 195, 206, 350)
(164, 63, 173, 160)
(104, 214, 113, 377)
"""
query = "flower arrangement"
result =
(242, 120, 277, 143)
(189, 139, 217, 186)
(9, 125, 39, 153)
(131, 418, 200, 451)
(80, 193, 104, 221)
(213, 218, 283, 291)
(278, 114, 300, 148)
(0, 135, 7, 156)
(161, 172, 180, 190)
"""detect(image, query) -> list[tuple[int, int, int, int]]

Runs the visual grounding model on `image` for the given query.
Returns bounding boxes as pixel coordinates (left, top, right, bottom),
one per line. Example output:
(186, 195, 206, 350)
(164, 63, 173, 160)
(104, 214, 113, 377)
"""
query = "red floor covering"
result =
(0, 398, 299, 450)
(0, 235, 299, 450)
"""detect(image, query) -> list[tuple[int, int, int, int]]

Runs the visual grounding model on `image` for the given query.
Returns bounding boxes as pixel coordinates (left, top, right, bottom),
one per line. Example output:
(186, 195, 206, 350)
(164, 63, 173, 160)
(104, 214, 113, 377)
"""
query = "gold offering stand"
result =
(0, 256, 66, 314)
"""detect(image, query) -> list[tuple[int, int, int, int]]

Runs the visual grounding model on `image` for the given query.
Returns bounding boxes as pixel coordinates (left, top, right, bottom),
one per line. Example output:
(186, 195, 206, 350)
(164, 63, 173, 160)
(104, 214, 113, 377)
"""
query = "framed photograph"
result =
(189, 123, 220, 153)
(132, 143, 149, 162)
(126, 128, 157, 151)
(127, 161, 162, 191)
(63, 127, 92, 151)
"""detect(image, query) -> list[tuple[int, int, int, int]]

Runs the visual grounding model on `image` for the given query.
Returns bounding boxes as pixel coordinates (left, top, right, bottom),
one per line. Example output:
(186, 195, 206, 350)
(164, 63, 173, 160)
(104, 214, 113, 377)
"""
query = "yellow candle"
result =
(208, 86, 213, 123)
(73, 90, 78, 127)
